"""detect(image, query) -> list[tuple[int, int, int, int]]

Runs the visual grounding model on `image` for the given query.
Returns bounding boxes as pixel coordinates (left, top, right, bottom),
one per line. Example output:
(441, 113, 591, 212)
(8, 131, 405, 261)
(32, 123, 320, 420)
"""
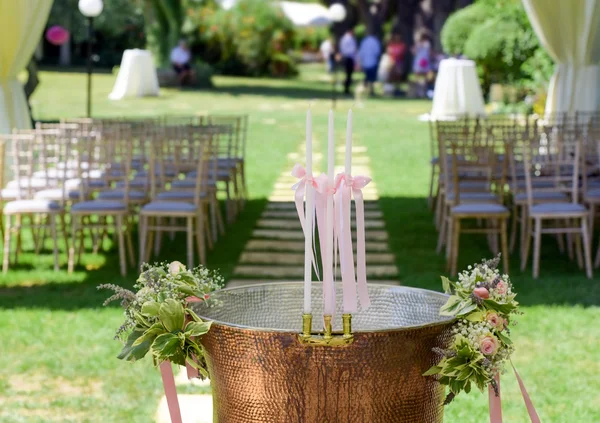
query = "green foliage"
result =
(440, 3, 493, 56)
(294, 26, 329, 52)
(424, 256, 519, 404)
(199, 0, 297, 77)
(99, 261, 222, 377)
(47, 0, 145, 66)
(441, 0, 553, 99)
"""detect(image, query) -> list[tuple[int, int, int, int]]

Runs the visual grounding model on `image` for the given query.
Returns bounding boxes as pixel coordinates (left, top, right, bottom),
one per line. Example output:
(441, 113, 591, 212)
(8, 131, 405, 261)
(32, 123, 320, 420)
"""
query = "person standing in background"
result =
(170, 40, 192, 86)
(387, 34, 407, 82)
(358, 31, 382, 95)
(320, 37, 335, 73)
(339, 29, 357, 95)
(412, 33, 432, 98)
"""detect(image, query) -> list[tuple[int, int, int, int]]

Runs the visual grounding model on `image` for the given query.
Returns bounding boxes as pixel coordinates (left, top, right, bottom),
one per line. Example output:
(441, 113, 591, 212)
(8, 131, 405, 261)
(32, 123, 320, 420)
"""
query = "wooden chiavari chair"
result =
(2, 132, 68, 272)
(439, 133, 510, 276)
(67, 124, 135, 276)
(521, 134, 593, 278)
(138, 127, 213, 267)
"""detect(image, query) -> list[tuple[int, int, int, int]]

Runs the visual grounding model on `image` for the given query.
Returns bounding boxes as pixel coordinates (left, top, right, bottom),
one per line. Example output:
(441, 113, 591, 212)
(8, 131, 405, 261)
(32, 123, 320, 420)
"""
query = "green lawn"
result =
(0, 65, 598, 422)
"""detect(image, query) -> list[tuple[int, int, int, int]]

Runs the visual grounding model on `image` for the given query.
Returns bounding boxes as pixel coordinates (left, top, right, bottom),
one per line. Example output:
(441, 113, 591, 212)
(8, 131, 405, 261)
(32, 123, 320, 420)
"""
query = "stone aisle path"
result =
(230, 140, 398, 286)
(156, 140, 399, 422)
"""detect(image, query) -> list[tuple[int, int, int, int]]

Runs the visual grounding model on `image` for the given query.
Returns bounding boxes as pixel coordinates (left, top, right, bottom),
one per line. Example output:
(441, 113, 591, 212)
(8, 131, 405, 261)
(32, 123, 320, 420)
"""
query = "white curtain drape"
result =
(522, 0, 600, 114)
(0, 0, 53, 133)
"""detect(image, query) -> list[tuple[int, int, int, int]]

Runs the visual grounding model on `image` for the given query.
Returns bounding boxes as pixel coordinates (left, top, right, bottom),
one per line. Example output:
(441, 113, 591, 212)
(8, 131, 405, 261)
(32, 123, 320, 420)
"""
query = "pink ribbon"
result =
(489, 374, 502, 423)
(160, 361, 183, 423)
(291, 164, 320, 279)
(489, 366, 541, 423)
(335, 172, 371, 310)
(314, 173, 336, 317)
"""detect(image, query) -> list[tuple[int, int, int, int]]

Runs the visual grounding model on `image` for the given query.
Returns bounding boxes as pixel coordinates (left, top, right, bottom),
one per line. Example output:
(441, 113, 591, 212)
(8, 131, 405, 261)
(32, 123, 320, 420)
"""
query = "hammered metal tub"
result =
(192, 282, 454, 423)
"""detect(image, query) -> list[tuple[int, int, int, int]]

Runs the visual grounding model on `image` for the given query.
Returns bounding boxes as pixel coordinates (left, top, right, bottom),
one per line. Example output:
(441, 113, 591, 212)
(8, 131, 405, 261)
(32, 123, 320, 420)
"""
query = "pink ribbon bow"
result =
(291, 164, 321, 279)
(489, 364, 541, 423)
(334, 172, 372, 311)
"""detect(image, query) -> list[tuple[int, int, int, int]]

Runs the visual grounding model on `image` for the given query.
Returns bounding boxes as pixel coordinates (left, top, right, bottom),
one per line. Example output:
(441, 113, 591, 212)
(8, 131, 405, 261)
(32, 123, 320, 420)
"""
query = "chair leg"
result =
(581, 218, 593, 279)
(450, 218, 460, 276)
(59, 213, 69, 252)
(532, 218, 542, 279)
(509, 204, 518, 254)
(434, 191, 444, 229)
(154, 217, 162, 257)
(445, 216, 453, 262)
(68, 216, 78, 273)
(595, 232, 600, 268)
(125, 217, 135, 268)
(139, 215, 147, 268)
(427, 164, 435, 209)
(589, 203, 596, 244)
(14, 214, 22, 266)
(116, 215, 126, 277)
(145, 217, 155, 264)
(575, 231, 584, 270)
(500, 218, 509, 275)
(566, 219, 574, 261)
(214, 196, 225, 236)
(521, 218, 532, 271)
(186, 217, 194, 269)
(3, 215, 11, 273)
(519, 206, 527, 258)
(196, 213, 206, 265)
(169, 217, 176, 241)
(51, 215, 59, 272)
(436, 205, 447, 254)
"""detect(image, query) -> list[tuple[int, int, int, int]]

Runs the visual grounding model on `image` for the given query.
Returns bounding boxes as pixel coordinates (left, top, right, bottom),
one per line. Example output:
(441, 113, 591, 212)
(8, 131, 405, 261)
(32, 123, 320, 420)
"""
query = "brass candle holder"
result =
(298, 313, 354, 346)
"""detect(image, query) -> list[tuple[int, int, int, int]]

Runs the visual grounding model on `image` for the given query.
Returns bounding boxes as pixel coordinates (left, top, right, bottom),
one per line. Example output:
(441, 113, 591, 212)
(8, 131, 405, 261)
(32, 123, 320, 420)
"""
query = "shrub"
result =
(200, 0, 297, 77)
(440, 3, 493, 56)
(294, 26, 329, 51)
(441, 0, 553, 100)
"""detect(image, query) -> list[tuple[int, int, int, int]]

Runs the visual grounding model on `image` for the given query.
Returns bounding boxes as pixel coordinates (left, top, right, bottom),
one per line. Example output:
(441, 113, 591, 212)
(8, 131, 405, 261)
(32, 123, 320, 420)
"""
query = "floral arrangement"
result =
(99, 261, 223, 378)
(424, 256, 520, 404)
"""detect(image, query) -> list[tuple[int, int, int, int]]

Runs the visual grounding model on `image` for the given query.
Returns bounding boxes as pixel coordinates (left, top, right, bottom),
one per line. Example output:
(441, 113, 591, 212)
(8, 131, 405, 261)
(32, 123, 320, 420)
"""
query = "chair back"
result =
(522, 133, 581, 210)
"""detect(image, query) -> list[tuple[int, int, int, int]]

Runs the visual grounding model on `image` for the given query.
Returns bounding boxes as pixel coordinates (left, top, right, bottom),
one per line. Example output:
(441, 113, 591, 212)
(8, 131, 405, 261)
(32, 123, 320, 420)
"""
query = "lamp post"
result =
(328, 3, 346, 108)
(78, 0, 103, 118)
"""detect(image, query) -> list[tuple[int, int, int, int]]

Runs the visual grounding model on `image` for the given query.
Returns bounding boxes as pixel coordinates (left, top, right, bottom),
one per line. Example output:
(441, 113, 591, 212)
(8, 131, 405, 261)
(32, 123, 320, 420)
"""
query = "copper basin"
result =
(193, 283, 453, 423)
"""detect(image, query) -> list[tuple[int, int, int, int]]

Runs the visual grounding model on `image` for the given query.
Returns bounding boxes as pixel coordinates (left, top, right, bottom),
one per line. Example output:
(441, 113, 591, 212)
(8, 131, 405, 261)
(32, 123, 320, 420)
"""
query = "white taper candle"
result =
(345, 109, 352, 174)
(304, 109, 313, 314)
(324, 109, 335, 316)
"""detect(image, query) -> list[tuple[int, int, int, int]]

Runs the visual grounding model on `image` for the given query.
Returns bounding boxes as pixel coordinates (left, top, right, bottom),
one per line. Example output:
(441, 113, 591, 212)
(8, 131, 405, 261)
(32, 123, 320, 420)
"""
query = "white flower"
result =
(168, 261, 186, 275)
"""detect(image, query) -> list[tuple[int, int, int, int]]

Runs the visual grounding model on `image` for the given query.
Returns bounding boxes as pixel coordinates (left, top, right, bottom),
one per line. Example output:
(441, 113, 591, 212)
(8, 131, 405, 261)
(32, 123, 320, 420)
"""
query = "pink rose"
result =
(485, 312, 504, 331)
(473, 287, 489, 299)
(495, 280, 507, 295)
(479, 336, 499, 356)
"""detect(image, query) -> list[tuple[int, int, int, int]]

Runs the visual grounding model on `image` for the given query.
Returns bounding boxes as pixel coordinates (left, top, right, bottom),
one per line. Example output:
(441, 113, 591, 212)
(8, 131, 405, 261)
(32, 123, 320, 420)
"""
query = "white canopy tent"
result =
(280, 2, 330, 27)
(0, 0, 53, 133)
(522, 0, 600, 114)
(219, 0, 331, 27)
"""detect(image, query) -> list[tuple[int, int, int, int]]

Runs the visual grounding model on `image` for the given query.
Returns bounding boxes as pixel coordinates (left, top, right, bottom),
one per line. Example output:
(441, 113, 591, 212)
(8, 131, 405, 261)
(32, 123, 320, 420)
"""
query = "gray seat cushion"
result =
(156, 191, 207, 201)
(585, 188, 600, 200)
(530, 203, 587, 215)
(141, 201, 197, 213)
(97, 189, 146, 201)
(71, 200, 127, 212)
(447, 192, 498, 203)
(515, 191, 569, 203)
(4, 199, 62, 214)
(451, 203, 509, 215)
